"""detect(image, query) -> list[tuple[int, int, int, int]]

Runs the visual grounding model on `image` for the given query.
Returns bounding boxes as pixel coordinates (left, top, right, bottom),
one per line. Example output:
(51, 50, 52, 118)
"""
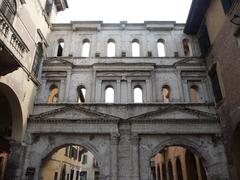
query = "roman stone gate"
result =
(21, 21, 229, 180)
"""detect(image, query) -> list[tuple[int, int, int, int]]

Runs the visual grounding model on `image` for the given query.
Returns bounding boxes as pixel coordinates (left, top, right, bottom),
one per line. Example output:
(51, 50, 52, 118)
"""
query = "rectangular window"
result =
(80, 171, 87, 180)
(209, 65, 223, 103)
(82, 154, 88, 164)
(65, 146, 69, 157)
(94, 172, 100, 180)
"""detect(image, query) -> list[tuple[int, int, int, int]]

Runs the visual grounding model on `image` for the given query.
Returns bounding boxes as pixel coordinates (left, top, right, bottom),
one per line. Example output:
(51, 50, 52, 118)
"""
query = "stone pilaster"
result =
(5, 141, 26, 180)
(130, 133, 140, 180)
(110, 133, 120, 180)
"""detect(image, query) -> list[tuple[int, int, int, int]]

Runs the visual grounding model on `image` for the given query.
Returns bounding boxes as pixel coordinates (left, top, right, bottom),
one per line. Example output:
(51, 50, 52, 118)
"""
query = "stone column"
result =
(95, 79, 102, 102)
(5, 141, 26, 180)
(182, 80, 189, 102)
(110, 133, 119, 180)
(195, 156, 202, 180)
(130, 133, 140, 180)
(64, 71, 71, 102)
(146, 79, 151, 102)
(127, 80, 132, 103)
(117, 80, 121, 103)
(59, 79, 65, 102)
(176, 69, 184, 102)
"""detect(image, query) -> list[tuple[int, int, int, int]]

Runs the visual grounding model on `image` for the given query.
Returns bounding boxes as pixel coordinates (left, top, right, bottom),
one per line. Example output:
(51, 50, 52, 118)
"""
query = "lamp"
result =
(231, 13, 240, 25)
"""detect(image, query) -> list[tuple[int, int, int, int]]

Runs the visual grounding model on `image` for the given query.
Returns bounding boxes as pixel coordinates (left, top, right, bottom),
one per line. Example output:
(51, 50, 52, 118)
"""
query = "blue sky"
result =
(56, 0, 192, 23)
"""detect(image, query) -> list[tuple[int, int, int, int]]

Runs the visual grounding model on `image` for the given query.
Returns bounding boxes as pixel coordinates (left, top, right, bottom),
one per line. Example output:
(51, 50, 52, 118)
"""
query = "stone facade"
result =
(21, 21, 230, 180)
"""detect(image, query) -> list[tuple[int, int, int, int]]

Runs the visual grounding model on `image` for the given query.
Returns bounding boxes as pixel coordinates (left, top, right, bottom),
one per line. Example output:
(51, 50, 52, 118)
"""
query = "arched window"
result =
(105, 86, 114, 103)
(157, 39, 165, 57)
(107, 39, 115, 57)
(168, 161, 174, 180)
(190, 85, 199, 102)
(57, 39, 64, 57)
(132, 39, 140, 57)
(81, 39, 90, 57)
(77, 86, 86, 103)
(182, 38, 192, 57)
(134, 86, 143, 103)
(176, 158, 183, 180)
(162, 85, 170, 103)
(0, 0, 17, 23)
(48, 84, 59, 103)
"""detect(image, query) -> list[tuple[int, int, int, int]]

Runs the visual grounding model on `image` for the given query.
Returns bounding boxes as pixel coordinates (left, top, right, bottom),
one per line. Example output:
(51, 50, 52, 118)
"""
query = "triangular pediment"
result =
(128, 105, 216, 120)
(173, 58, 205, 67)
(44, 58, 73, 66)
(30, 105, 120, 121)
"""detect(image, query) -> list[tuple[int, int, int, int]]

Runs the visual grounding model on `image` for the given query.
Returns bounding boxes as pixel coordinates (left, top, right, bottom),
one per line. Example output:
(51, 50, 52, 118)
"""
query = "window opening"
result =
(77, 86, 86, 103)
(182, 38, 192, 57)
(162, 85, 170, 103)
(107, 39, 115, 57)
(157, 39, 165, 57)
(132, 39, 140, 57)
(82, 39, 90, 57)
(48, 84, 59, 103)
(134, 86, 143, 103)
(105, 86, 114, 103)
(57, 39, 64, 56)
(190, 85, 199, 102)
(0, 0, 17, 23)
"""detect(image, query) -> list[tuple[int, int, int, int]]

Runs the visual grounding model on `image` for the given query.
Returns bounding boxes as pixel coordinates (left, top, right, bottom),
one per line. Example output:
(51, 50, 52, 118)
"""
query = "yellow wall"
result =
(205, 0, 226, 44)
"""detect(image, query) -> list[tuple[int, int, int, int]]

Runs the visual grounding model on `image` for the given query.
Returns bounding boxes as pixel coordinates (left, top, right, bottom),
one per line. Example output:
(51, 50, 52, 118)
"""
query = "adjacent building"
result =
(0, 0, 68, 179)
(184, 0, 240, 179)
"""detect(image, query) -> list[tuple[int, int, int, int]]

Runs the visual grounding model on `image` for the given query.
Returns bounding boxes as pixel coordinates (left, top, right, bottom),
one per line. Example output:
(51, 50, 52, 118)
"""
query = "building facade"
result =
(184, 0, 240, 179)
(0, 0, 68, 179)
(20, 21, 230, 180)
(42, 145, 99, 180)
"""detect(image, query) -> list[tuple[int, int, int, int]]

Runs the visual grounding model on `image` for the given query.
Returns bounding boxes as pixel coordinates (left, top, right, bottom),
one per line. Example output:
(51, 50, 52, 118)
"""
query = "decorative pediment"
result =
(30, 105, 120, 121)
(173, 58, 205, 67)
(128, 105, 217, 121)
(44, 58, 73, 66)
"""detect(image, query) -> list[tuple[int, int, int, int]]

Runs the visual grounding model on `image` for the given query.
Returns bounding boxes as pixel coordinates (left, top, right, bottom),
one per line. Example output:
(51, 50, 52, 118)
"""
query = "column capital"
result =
(111, 133, 120, 145)
(131, 133, 140, 145)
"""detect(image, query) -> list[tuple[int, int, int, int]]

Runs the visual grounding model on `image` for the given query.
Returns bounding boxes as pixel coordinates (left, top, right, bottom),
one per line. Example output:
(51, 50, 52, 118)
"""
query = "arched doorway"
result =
(232, 124, 240, 180)
(40, 144, 100, 180)
(151, 146, 207, 180)
(0, 82, 23, 179)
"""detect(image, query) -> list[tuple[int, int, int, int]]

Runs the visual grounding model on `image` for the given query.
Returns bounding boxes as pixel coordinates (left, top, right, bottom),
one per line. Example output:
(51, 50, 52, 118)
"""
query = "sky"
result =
(56, 0, 193, 23)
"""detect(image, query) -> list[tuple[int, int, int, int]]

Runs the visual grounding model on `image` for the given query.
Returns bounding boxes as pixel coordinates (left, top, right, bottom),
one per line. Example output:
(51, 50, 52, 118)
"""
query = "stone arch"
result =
(149, 138, 211, 179)
(0, 82, 23, 141)
(37, 137, 107, 180)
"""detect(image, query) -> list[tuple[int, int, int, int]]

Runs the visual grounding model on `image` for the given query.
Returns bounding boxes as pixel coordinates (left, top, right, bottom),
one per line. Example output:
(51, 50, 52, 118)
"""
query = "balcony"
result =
(0, 12, 29, 75)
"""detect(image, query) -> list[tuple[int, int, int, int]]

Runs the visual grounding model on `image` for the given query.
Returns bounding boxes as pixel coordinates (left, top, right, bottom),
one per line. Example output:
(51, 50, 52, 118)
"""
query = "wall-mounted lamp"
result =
(231, 13, 240, 25)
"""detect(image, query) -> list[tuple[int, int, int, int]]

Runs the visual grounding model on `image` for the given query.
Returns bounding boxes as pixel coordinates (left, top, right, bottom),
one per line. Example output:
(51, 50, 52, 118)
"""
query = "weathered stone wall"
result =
(21, 21, 230, 180)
